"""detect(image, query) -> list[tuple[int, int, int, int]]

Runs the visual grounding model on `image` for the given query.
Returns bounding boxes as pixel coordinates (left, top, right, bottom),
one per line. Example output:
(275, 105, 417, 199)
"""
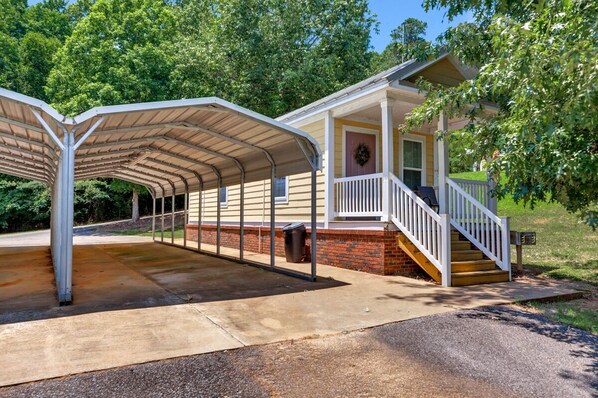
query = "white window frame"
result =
(274, 176, 289, 205)
(341, 125, 380, 177)
(219, 186, 228, 208)
(399, 133, 426, 187)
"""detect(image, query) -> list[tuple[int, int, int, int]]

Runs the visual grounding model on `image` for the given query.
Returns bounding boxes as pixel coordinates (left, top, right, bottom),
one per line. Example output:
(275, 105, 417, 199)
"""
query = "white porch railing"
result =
(334, 173, 383, 217)
(390, 173, 451, 286)
(451, 178, 497, 214)
(447, 178, 510, 273)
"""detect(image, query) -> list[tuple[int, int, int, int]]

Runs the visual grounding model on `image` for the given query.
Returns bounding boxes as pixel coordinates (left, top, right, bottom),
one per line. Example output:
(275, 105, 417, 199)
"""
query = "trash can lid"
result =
(282, 222, 304, 231)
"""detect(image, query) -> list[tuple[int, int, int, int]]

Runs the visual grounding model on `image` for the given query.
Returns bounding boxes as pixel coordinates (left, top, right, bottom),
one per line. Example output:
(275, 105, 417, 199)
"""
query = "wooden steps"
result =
(451, 270, 510, 286)
(397, 232, 509, 287)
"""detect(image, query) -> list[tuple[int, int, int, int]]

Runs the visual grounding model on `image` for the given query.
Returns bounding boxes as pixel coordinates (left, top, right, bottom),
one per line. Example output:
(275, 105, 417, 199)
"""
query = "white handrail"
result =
(451, 178, 497, 214)
(334, 173, 383, 217)
(447, 178, 510, 272)
(390, 174, 449, 280)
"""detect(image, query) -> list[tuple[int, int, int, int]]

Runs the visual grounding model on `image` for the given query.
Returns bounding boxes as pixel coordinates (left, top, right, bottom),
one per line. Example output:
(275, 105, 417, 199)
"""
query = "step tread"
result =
(451, 269, 509, 277)
(451, 259, 495, 265)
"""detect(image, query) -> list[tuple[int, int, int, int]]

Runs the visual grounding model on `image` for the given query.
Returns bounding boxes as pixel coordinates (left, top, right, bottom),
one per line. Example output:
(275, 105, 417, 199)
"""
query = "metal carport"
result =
(0, 88, 321, 304)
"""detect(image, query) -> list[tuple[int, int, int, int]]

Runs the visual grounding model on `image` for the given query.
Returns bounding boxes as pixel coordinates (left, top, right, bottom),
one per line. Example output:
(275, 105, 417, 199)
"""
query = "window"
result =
(219, 187, 228, 208)
(274, 177, 289, 204)
(402, 139, 424, 190)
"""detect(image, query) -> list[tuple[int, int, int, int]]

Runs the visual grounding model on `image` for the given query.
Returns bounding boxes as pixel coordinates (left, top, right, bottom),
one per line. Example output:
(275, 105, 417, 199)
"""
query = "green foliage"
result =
(0, 178, 50, 231)
(171, 0, 376, 117)
(408, 0, 598, 228)
(16, 32, 62, 100)
(109, 179, 145, 195)
(370, 18, 438, 74)
(46, 0, 177, 115)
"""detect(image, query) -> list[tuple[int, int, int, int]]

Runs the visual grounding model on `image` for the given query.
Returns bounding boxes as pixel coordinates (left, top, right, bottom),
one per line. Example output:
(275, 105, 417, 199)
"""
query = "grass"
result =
(522, 300, 598, 334)
(451, 171, 597, 286)
(114, 226, 185, 240)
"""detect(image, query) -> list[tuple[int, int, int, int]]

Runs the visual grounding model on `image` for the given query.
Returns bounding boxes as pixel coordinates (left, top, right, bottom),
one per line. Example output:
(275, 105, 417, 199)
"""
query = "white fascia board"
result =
(279, 81, 392, 127)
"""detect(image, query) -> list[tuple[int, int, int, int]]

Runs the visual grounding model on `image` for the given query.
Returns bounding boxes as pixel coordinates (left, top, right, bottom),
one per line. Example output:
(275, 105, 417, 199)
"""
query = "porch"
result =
(320, 93, 510, 287)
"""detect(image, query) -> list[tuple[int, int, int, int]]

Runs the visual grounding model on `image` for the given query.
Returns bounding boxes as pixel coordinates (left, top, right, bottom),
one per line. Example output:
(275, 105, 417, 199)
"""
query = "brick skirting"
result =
(185, 224, 418, 275)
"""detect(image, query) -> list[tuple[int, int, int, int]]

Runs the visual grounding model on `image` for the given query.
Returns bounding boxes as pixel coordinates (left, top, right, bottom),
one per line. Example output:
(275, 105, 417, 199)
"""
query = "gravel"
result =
(2, 305, 596, 398)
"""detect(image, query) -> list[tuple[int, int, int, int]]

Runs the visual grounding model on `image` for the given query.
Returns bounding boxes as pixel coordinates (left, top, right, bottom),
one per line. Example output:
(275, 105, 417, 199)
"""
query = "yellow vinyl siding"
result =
(189, 119, 326, 224)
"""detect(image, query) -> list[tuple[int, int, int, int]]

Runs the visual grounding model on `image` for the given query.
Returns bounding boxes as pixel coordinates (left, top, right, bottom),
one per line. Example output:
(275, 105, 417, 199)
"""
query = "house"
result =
(185, 53, 511, 287)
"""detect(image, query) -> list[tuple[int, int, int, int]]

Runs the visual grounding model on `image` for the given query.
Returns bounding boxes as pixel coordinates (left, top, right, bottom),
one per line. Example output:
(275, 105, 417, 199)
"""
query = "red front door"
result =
(345, 131, 377, 177)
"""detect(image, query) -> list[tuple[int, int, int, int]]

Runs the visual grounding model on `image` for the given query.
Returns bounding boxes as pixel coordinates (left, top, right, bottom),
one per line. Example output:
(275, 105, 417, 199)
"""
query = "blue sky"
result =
(368, 0, 470, 52)
(28, 0, 469, 52)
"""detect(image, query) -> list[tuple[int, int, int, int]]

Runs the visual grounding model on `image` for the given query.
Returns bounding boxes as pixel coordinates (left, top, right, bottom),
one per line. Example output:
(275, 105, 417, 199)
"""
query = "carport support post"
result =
(183, 188, 188, 247)
(54, 129, 74, 304)
(310, 169, 317, 281)
(216, 178, 222, 255)
(240, 171, 245, 260)
(270, 166, 276, 268)
(171, 193, 175, 244)
(197, 182, 202, 252)
(160, 187, 165, 242)
(151, 195, 156, 241)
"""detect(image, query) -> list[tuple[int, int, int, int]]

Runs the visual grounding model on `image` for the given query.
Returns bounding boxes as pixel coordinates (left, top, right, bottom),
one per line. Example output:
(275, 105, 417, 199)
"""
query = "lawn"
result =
(116, 226, 186, 240)
(451, 171, 597, 286)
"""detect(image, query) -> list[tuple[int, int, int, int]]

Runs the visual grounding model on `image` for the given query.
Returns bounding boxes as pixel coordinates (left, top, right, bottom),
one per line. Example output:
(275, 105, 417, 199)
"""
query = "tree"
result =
(46, 0, 177, 115)
(110, 180, 146, 222)
(370, 18, 438, 74)
(404, 0, 598, 228)
(171, 0, 376, 117)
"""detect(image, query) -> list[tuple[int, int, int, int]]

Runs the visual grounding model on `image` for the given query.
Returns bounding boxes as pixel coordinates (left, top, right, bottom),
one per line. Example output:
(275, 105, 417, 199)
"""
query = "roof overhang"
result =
(0, 89, 322, 197)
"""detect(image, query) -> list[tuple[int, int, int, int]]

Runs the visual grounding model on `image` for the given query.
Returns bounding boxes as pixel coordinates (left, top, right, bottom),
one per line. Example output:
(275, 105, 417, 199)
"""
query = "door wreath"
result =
(353, 143, 371, 166)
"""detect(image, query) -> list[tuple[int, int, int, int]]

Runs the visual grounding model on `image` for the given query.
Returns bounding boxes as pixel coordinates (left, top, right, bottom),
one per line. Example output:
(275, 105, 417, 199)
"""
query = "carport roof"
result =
(0, 88, 321, 197)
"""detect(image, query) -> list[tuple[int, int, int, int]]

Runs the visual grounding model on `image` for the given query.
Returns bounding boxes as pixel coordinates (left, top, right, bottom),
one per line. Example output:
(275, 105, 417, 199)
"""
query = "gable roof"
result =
(277, 53, 475, 124)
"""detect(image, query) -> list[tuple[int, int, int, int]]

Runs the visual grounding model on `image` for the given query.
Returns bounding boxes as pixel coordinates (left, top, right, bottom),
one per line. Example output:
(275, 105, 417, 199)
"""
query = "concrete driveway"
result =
(0, 231, 582, 387)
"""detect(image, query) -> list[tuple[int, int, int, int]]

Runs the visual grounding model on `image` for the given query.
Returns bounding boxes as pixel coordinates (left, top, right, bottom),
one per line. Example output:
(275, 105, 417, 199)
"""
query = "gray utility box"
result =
(282, 222, 307, 263)
(510, 231, 537, 271)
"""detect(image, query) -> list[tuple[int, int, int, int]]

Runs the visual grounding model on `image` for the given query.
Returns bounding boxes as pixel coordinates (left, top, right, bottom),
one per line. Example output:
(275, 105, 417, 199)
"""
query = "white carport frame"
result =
(0, 88, 321, 304)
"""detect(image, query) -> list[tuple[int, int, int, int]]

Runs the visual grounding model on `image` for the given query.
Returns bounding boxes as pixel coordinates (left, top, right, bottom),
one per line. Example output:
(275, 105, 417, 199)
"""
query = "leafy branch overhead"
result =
(404, 0, 598, 228)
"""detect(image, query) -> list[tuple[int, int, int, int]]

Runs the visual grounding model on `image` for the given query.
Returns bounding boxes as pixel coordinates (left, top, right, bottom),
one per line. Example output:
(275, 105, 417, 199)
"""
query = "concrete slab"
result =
(0, 238, 582, 387)
(0, 305, 243, 387)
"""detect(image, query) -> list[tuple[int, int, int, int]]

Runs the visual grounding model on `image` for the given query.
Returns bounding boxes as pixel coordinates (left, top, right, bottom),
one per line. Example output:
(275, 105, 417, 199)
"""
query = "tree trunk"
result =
(131, 188, 140, 222)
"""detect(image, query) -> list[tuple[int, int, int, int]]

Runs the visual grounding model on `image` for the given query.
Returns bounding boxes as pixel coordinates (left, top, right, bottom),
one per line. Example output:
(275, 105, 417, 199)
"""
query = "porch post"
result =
(438, 111, 449, 214)
(324, 111, 335, 228)
(380, 97, 394, 222)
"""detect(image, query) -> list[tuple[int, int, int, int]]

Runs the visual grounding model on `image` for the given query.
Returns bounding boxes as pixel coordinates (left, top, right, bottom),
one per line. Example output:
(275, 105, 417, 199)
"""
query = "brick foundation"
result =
(185, 224, 418, 275)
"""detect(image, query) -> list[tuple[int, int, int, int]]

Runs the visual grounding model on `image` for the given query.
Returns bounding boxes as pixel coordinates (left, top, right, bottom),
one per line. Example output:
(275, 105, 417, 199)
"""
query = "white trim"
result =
(219, 186, 228, 208)
(399, 133, 427, 188)
(274, 176, 289, 205)
(341, 125, 380, 177)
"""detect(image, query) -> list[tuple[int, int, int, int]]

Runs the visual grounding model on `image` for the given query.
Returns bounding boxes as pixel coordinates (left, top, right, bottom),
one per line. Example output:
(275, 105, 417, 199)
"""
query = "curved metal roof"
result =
(0, 89, 321, 198)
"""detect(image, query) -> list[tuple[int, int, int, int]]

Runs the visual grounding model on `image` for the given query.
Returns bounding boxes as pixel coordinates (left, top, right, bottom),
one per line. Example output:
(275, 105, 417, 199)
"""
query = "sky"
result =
(28, 0, 470, 53)
(368, 0, 471, 52)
